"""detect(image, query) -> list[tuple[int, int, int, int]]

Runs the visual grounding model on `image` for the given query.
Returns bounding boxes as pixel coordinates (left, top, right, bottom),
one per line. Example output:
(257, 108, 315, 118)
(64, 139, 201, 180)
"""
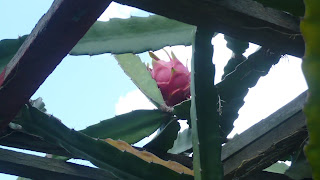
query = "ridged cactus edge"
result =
(191, 27, 223, 180)
(300, 0, 320, 179)
(18, 105, 193, 180)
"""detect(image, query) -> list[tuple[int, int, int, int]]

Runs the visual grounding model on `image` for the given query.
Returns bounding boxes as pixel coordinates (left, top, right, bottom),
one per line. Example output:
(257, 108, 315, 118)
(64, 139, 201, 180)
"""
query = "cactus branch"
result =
(190, 27, 223, 180)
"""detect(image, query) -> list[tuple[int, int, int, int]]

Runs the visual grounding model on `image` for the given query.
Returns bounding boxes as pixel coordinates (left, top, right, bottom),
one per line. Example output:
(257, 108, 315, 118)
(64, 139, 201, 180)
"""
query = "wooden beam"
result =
(221, 91, 307, 161)
(223, 112, 308, 179)
(0, 129, 74, 158)
(114, 0, 304, 57)
(0, 147, 117, 180)
(242, 171, 293, 180)
(0, 0, 112, 129)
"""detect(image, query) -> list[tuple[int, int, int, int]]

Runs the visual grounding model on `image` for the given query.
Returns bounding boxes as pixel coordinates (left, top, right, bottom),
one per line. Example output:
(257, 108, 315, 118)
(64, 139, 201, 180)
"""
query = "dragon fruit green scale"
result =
(148, 51, 191, 106)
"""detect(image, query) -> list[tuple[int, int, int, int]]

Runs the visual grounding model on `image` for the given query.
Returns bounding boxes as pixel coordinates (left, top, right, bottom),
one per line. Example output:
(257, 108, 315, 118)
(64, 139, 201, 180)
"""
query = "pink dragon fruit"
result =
(148, 51, 191, 106)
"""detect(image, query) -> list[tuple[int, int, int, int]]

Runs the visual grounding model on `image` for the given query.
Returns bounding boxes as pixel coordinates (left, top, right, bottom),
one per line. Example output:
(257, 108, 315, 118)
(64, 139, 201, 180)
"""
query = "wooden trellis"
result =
(0, 0, 307, 179)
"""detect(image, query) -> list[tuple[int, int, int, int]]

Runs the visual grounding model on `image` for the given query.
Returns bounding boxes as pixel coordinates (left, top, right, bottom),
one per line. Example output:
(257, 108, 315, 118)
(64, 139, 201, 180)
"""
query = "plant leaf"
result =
(106, 138, 193, 176)
(300, 1, 320, 178)
(191, 27, 223, 179)
(80, 110, 170, 144)
(217, 47, 281, 137)
(168, 128, 193, 154)
(173, 100, 191, 125)
(29, 97, 46, 112)
(18, 105, 193, 180)
(115, 53, 165, 108)
(144, 120, 180, 152)
(285, 149, 312, 179)
(264, 162, 290, 174)
(222, 36, 248, 79)
(224, 35, 249, 55)
(70, 15, 196, 55)
(0, 35, 28, 73)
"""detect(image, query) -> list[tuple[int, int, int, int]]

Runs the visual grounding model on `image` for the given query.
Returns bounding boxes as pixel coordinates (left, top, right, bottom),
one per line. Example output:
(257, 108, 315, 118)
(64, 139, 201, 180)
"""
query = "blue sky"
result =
(0, 1, 308, 179)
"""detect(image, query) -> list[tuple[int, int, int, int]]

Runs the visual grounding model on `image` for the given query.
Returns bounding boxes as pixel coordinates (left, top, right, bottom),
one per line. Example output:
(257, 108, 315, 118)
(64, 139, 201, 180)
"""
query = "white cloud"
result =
(228, 56, 307, 138)
(115, 89, 157, 147)
(115, 89, 156, 115)
(152, 46, 192, 71)
(98, 2, 152, 21)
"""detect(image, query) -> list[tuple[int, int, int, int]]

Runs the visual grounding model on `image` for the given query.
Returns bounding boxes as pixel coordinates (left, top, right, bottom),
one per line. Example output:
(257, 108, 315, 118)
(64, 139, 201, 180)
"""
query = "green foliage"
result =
(222, 36, 248, 79)
(144, 120, 180, 152)
(252, 0, 305, 16)
(285, 149, 313, 179)
(173, 100, 191, 124)
(264, 162, 289, 174)
(0, 35, 27, 72)
(80, 110, 170, 144)
(300, 0, 320, 179)
(224, 35, 249, 55)
(191, 27, 223, 180)
(50, 155, 70, 161)
(217, 47, 281, 136)
(168, 128, 192, 154)
(70, 15, 195, 55)
(18, 105, 193, 180)
(115, 53, 165, 108)
(17, 177, 32, 180)
(29, 97, 46, 112)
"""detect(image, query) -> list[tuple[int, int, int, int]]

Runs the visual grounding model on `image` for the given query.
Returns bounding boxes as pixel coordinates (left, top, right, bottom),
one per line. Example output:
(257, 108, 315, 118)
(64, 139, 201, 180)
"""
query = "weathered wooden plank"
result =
(0, 0, 112, 129)
(114, 0, 304, 57)
(242, 171, 293, 180)
(0, 147, 117, 180)
(222, 90, 307, 161)
(0, 129, 74, 158)
(223, 111, 308, 179)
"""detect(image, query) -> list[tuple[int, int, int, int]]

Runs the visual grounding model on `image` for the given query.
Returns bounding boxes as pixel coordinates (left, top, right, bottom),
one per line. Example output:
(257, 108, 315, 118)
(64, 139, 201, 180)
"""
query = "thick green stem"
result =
(191, 27, 223, 180)
(300, 0, 320, 179)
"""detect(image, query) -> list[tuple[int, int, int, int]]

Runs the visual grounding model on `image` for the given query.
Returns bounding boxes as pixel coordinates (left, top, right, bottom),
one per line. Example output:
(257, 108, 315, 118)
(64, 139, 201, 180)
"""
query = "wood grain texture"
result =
(114, 0, 304, 57)
(223, 111, 308, 179)
(0, 0, 112, 129)
(221, 91, 307, 161)
(0, 147, 117, 180)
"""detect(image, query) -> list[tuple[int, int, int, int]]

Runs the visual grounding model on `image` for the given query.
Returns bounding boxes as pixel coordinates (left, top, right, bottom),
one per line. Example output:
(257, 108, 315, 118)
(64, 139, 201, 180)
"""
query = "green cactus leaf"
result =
(18, 105, 193, 180)
(80, 110, 170, 144)
(300, 0, 320, 178)
(144, 120, 180, 152)
(29, 97, 46, 112)
(173, 100, 191, 124)
(222, 36, 248, 79)
(115, 53, 165, 108)
(224, 35, 249, 55)
(264, 162, 289, 174)
(50, 154, 71, 161)
(191, 27, 223, 180)
(168, 128, 193, 154)
(217, 47, 281, 137)
(0, 35, 28, 73)
(17, 177, 32, 180)
(70, 15, 195, 55)
(285, 148, 312, 179)
(252, 0, 304, 16)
